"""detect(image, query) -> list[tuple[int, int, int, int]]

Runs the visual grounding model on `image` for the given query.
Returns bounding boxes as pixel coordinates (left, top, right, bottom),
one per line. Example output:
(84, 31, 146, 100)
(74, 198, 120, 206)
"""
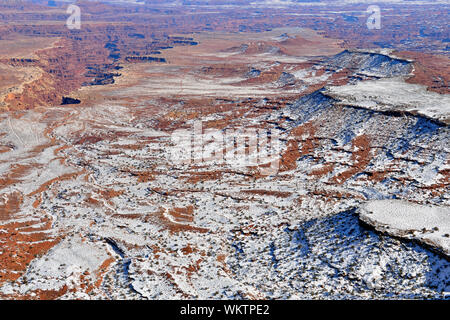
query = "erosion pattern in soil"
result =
(0, 0, 449, 299)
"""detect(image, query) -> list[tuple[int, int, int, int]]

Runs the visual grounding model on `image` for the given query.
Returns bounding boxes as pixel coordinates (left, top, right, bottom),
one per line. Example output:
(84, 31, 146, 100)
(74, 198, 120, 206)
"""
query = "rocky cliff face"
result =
(359, 200, 450, 258)
(0, 24, 200, 110)
(0, 1, 448, 300)
(1, 44, 448, 299)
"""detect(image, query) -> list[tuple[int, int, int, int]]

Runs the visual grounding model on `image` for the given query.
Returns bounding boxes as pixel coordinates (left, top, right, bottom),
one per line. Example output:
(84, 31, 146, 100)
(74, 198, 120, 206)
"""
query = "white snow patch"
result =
(324, 78, 450, 123)
(359, 200, 450, 257)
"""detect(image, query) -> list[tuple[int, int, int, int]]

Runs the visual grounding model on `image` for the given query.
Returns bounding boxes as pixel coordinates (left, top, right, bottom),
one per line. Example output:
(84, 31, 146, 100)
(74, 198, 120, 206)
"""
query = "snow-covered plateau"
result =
(359, 200, 450, 258)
